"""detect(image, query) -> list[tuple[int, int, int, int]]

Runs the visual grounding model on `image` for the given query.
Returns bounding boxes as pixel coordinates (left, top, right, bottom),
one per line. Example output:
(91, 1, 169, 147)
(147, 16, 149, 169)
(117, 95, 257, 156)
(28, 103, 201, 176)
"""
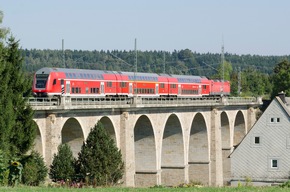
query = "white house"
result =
(230, 93, 290, 186)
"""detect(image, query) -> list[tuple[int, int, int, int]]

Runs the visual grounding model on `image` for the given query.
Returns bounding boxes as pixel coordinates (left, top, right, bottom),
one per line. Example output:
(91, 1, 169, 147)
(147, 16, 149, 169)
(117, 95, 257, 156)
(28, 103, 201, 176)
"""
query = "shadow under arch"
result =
(220, 111, 231, 184)
(33, 121, 43, 156)
(61, 118, 84, 158)
(188, 113, 209, 184)
(99, 116, 117, 147)
(134, 115, 156, 187)
(233, 111, 246, 147)
(161, 114, 184, 186)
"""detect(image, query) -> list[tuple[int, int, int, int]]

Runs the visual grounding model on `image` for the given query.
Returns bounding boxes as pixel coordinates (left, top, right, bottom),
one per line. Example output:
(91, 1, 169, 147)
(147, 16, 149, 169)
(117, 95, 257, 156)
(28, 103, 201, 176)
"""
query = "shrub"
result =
(21, 151, 48, 186)
(76, 121, 124, 186)
(49, 144, 75, 182)
(0, 150, 9, 186)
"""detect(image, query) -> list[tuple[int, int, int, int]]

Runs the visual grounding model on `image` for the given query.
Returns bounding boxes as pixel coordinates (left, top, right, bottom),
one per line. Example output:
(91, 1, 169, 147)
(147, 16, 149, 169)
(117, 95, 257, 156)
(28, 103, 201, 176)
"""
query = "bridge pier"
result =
(120, 111, 135, 187)
(210, 108, 223, 186)
(44, 113, 62, 166)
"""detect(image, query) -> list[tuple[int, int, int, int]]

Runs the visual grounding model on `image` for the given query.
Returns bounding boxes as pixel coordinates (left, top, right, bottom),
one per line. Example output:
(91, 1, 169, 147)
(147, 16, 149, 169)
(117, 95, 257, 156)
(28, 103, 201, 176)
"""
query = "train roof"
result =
(35, 68, 210, 82)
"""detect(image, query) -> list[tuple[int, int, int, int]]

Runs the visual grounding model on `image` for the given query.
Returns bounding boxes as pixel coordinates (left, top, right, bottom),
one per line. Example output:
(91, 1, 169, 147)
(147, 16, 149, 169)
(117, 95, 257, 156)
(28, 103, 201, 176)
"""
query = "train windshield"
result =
(35, 74, 49, 88)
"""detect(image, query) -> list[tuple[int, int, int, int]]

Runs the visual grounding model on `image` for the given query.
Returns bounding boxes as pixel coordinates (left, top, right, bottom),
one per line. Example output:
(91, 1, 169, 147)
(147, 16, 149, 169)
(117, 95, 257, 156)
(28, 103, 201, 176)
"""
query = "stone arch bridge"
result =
(30, 97, 262, 187)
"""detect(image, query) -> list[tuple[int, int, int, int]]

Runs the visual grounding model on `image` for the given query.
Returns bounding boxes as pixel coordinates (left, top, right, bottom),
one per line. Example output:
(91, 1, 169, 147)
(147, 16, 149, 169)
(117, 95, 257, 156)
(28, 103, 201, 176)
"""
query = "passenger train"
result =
(32, 67, 230, 98)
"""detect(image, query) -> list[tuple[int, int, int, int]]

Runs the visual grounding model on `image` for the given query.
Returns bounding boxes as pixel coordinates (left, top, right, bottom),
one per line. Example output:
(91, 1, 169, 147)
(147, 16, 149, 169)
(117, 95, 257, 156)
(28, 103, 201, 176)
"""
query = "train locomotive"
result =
(32, 67, 230, 98)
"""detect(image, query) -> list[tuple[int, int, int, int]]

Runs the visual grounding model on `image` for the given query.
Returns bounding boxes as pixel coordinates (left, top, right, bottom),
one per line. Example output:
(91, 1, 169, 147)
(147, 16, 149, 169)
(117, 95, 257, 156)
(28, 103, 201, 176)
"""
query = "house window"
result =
(271, 159, 278, 168)
(254, 137, 260, 144)
(269, 116, 281, 123)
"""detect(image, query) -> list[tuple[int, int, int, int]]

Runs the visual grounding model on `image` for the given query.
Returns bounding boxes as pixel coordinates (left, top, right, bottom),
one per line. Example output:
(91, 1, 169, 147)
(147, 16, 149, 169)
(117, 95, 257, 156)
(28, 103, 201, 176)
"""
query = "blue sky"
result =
(0, 0, 290, 55)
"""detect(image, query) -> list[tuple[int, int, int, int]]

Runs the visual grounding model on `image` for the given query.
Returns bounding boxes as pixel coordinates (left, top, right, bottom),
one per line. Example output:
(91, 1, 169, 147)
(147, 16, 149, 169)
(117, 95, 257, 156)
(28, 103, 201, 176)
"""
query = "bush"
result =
(0, 150, 9, 186)
(49, 144, 75, 182)
(76, 121, 124, 186)
(21, 151, 48, 186)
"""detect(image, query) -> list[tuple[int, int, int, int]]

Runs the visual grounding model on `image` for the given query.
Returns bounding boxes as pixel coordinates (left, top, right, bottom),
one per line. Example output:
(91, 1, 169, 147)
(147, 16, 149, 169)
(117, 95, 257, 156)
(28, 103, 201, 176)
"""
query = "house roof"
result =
(229, 95, 290, 158)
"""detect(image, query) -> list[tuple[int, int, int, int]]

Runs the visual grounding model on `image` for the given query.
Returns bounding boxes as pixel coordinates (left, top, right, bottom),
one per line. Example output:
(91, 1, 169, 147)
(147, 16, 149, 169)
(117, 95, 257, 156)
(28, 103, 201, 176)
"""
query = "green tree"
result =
(76, 121, 124, 186)
(271, 59, 290, 98)
(4, 37, 37, 156)
(21, 151, 48, 186)
(0, 11, 36, 159)
(49, 144, 75, 182)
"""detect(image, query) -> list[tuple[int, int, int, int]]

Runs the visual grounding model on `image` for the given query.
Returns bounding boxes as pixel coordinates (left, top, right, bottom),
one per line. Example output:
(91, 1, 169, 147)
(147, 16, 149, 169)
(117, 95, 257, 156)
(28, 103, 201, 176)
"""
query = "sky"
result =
(0, 0, 290, 56)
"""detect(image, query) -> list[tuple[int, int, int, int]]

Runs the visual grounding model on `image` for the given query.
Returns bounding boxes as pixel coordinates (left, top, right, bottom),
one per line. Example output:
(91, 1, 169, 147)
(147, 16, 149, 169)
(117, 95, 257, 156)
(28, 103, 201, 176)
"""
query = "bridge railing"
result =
(68, 97, 134, 106)
(140, 97, 221, 106)
(27, 97, 59, 106)
(27, 96, 262, 109)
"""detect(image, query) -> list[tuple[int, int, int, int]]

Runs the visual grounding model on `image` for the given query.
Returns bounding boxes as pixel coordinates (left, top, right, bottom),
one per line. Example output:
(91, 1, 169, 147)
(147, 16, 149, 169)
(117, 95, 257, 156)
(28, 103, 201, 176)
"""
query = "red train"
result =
(32, 68, 230, 98)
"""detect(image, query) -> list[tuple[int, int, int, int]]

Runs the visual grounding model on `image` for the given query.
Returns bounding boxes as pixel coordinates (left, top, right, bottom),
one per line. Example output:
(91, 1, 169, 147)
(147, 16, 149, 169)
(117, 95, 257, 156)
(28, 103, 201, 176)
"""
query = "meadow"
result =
(0, 186, 289, 192)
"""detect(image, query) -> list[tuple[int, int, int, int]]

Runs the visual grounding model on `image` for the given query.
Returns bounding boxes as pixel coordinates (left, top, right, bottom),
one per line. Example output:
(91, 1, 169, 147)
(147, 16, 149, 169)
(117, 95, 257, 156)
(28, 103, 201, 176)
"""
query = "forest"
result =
(21, 48, 290, 98)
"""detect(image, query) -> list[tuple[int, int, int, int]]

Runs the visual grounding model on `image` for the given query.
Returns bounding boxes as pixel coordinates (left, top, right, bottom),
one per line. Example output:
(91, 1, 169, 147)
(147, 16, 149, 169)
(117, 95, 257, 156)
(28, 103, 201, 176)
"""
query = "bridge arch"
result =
(188, 112, 209, 184)
(99, 116, 118, 148)
(220, 111, 231, 183)
(33, 121, 44, 156)
(134, 115, 156, 171)
(233, 111, 246, 147)
(161, 113, 184, 186)
(61, 117, 84, 157)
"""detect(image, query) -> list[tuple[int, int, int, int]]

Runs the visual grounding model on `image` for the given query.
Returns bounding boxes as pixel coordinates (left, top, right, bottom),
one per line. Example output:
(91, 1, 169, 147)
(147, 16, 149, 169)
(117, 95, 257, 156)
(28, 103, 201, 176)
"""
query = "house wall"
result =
(231, 98, 290, 184)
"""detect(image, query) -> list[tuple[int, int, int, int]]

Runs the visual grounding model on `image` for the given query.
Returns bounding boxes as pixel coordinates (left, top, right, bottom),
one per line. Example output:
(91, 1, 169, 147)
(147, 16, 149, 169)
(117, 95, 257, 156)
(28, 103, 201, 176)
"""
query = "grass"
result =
(0, 186, 289, 192)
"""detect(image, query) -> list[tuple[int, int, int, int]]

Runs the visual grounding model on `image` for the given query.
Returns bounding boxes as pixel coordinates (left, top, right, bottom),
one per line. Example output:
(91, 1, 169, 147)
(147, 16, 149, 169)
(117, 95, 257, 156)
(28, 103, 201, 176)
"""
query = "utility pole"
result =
(135, 38, 137, 73)
(221, 40, 225, 95)
(163, 51, 165, 73)
(238, 67, 241, 96)
(62, 39, 65, 68)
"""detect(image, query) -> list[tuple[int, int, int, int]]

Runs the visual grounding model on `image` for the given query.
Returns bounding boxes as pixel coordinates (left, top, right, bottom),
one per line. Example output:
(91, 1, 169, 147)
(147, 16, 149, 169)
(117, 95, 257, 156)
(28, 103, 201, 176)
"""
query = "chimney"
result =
(278, 91, 286, 104)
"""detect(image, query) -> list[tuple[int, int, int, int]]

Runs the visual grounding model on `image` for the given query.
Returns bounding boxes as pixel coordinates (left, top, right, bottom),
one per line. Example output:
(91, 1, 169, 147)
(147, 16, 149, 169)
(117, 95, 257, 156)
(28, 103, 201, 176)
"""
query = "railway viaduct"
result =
(30, 96, 262, 187)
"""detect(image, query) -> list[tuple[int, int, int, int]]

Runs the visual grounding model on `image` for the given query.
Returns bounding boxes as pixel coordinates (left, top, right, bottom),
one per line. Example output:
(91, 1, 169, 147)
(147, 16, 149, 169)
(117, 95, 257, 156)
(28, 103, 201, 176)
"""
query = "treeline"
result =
(22, 48, 289, 98)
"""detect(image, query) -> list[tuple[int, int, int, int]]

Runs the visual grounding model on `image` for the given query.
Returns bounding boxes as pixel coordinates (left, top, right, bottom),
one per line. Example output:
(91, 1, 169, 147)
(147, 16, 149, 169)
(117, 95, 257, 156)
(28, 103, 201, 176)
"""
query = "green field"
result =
(0, 186, 289, 192)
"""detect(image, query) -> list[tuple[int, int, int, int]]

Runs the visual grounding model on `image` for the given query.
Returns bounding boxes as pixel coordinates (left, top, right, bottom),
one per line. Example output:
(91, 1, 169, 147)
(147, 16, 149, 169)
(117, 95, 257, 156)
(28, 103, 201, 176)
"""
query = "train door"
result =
(66, 81, 70, 96)
(61, 79, 65, 96)
(178, 84, 181, 96)
(129, 83, 133, 97)
(100, 82, 105, 96)
(155, 84, 159, 96)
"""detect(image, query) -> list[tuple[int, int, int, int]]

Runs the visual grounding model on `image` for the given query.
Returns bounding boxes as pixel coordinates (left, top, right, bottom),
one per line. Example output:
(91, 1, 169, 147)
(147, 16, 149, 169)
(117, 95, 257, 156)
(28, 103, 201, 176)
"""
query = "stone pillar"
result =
(247, 107, 256, 132)
(210, 108, 223, 186)
(44, 113, 62, 166)
(120, 111, 135, 187)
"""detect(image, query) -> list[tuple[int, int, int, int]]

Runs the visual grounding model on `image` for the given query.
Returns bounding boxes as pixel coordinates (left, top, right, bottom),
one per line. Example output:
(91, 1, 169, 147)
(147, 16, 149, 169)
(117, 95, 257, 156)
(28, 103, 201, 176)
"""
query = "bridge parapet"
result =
(28, 96, 263, 111)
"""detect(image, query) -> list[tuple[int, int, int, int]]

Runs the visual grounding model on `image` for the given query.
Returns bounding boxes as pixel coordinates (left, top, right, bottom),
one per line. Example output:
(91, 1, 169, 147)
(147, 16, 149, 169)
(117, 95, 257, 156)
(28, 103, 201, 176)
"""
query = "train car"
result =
(209, 80, 230, 97)
(32, 67, 230, 98)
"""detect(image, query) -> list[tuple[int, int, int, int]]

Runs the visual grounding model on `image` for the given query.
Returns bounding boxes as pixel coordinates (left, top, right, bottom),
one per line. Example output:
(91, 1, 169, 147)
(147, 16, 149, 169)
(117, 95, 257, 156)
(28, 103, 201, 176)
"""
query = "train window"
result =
(72, 87, 75, 93)
(170, 84, 176, 88)
(36, 80, 47, 88)
(86, 87, 89, 93)
(107, 82, 112, 87)
(53, 79, 57, 85)
(160, 83, 165, 88)
(120, 82, 126, 88)
(203, 85, 207, 89)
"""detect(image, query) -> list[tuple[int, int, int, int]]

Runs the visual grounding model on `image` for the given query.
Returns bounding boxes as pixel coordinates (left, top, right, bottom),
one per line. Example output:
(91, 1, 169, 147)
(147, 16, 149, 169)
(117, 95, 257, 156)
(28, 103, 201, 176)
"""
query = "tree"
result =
(49, 144, 75, 182)
(271, 59, 290, 98)
(0, 11, 36, 159)
(21, 151, 48, 186)
(4, 37, 36, 156)
(76, 121, 124, 186)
